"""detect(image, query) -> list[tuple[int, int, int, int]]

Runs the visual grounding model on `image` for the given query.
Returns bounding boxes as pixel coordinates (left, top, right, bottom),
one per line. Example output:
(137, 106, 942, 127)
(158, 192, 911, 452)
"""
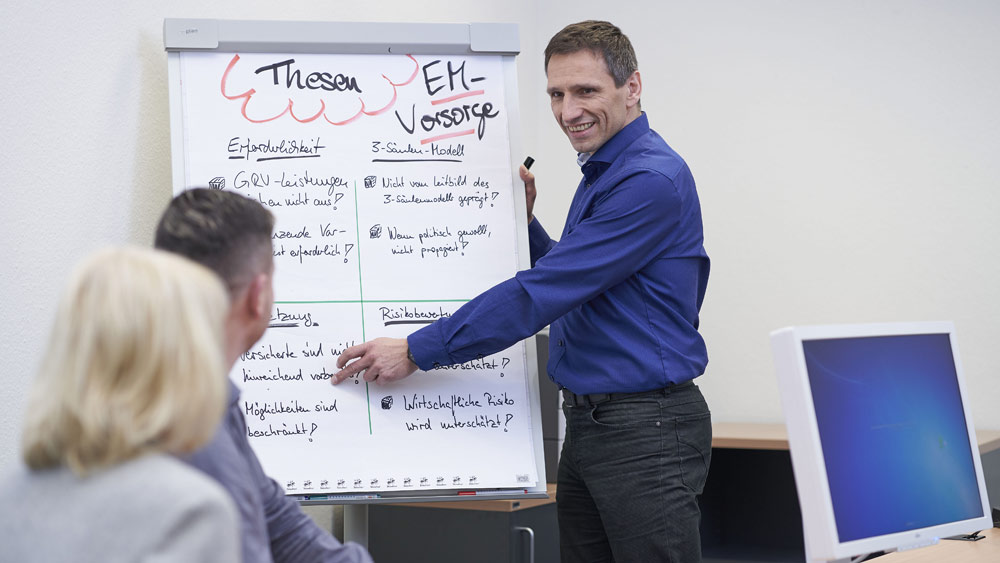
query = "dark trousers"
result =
(557, 381, 712, 562)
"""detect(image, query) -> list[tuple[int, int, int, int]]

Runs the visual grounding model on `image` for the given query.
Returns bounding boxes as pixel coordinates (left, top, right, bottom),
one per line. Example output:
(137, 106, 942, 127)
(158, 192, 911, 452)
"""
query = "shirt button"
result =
(558, 339, 565, 346)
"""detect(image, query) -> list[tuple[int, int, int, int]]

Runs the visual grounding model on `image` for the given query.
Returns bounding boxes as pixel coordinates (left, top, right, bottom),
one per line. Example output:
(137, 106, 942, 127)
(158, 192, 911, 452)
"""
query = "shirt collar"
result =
(577, 112, 650, 180)
(579, 112, 649, 166)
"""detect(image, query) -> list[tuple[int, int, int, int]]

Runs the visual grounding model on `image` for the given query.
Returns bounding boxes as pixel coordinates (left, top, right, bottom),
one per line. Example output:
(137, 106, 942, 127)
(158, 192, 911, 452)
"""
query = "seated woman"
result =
(0, 247, 240, 563)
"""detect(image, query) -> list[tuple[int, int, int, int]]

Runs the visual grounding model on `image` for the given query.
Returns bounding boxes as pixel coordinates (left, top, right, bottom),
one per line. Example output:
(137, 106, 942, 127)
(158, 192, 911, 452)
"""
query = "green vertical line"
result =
(352, 180, 373, 435)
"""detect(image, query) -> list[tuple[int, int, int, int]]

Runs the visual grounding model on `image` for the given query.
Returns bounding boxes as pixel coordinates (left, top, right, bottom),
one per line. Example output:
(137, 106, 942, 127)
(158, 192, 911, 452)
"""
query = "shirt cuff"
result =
(406, 323, 452, 371)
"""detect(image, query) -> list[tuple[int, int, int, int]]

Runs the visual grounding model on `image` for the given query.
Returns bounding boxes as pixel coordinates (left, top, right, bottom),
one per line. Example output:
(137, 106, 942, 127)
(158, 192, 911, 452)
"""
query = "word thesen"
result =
(254, 59, 362, 92)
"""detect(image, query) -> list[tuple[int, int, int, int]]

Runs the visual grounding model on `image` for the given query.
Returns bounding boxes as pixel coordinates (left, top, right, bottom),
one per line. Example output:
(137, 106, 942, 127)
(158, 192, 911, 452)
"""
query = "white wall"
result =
(532, 2, 1000, 428)
(2, 1, 998, 471)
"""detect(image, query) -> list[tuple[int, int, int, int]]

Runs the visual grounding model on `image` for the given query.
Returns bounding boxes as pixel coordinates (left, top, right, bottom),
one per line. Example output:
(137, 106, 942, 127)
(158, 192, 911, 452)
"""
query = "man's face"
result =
(546, 50, 641, 154)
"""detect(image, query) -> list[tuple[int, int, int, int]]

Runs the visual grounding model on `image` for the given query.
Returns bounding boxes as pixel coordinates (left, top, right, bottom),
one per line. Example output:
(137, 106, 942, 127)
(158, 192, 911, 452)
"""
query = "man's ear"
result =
(245, 273, 270, 320)
(625, 70, 642, 108)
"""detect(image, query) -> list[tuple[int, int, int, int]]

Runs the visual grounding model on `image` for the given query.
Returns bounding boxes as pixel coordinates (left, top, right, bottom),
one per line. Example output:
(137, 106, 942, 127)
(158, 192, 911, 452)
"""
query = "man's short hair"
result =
(544, 20, 638, 87)
(154, 188, 275, 295)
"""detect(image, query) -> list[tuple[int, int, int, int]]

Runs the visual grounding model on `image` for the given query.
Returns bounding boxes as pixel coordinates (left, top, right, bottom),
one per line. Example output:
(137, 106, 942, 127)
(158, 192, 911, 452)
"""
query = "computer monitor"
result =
(770, 321, 993, 562)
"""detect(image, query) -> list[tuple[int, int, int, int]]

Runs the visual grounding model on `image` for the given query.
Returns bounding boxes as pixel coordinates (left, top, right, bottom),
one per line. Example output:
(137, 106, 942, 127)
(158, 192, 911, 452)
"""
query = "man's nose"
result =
(561, 95, 583, 123)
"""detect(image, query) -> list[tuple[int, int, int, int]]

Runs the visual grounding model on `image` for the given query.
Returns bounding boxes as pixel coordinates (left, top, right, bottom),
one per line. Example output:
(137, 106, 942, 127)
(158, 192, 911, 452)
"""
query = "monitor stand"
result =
(943, 531, 986, 541)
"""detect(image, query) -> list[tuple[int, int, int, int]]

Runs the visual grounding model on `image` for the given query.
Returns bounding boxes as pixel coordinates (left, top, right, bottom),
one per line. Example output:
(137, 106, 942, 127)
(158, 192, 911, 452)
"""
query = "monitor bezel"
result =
(771, 321, 993, 562)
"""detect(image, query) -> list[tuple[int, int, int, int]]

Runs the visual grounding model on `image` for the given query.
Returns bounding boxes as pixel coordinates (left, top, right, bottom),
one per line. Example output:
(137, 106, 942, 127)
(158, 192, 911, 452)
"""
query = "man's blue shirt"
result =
(408, 113, 709, 394)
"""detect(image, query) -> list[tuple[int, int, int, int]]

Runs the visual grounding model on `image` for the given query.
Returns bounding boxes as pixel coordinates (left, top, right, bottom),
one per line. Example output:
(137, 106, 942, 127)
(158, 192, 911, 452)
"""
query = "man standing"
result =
(335, 21, 711, 562)
(155, 188, 372, 563)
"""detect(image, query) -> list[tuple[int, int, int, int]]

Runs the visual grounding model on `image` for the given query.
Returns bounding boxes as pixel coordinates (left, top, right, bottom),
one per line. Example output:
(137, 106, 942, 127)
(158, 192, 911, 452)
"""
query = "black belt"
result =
(560, 381, 691, 407)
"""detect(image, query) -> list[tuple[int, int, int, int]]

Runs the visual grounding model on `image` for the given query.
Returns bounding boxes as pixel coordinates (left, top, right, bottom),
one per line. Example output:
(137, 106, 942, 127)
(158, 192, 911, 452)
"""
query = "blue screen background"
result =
(802, 333, 983, 542)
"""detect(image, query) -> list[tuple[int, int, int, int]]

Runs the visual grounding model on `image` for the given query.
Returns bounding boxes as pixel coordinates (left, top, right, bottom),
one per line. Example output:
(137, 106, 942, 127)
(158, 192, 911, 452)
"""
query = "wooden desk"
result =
(711, 422, 1000, 454)
(700, 423, 1000, 563)
(873, 527, 1000, 562)
(712, 422, 790, 450)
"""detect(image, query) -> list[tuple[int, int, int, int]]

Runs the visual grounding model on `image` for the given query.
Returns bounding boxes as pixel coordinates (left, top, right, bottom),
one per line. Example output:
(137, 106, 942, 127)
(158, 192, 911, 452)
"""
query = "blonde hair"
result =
(21, 247, 229, 475)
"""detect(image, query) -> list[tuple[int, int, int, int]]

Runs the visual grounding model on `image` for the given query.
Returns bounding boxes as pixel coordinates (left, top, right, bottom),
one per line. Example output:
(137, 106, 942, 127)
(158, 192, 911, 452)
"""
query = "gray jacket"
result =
(0, 453, 240, 563)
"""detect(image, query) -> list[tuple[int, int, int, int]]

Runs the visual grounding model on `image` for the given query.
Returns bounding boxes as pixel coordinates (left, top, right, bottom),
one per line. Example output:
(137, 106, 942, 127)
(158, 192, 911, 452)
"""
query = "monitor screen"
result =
(771, 322, 992, 562)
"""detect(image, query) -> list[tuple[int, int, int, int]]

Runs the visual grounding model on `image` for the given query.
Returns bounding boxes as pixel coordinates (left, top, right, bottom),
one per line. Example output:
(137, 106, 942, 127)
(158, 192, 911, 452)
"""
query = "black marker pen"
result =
(523, 156, 534, 170)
